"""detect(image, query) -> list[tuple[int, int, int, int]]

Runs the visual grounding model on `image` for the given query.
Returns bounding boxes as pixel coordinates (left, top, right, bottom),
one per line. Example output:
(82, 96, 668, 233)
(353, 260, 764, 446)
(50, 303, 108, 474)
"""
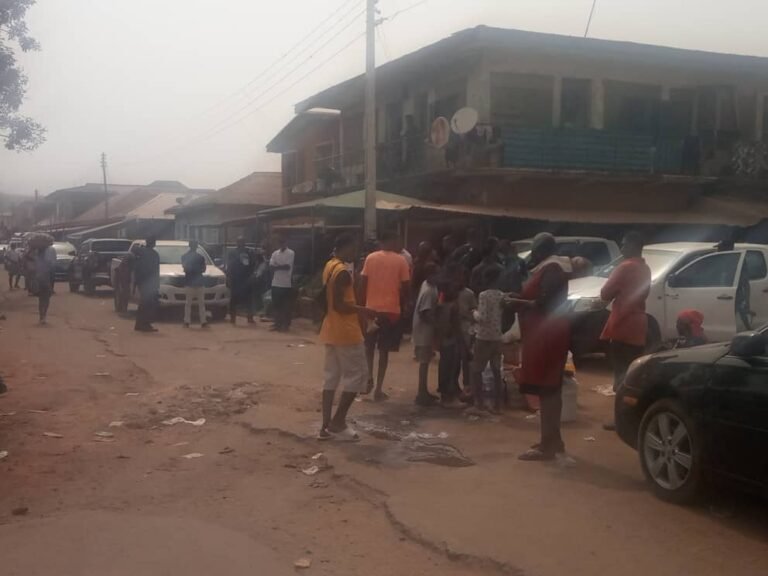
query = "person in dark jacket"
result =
(227, 237, 257, 324)
(134, 237, 160, 332)
(182, 240, 207, 328)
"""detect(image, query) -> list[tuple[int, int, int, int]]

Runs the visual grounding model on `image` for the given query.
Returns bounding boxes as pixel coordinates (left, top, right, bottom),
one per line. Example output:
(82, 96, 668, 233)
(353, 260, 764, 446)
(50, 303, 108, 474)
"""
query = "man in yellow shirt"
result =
(319, 234, 375, 441)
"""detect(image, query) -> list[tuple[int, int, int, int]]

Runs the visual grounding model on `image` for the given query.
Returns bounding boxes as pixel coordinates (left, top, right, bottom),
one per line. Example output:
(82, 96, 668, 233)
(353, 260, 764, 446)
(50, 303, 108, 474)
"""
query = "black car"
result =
(70, 238, 133, 294)
(616, 329, 768, 504)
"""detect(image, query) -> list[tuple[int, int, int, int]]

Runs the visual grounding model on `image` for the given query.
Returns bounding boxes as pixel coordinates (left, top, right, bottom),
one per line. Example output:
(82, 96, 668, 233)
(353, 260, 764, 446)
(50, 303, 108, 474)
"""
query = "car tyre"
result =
(211, 307, 227, 322)
(638, 398, 705, 505)
(113, 285, 128, 314)
(84, 278, 96, 296)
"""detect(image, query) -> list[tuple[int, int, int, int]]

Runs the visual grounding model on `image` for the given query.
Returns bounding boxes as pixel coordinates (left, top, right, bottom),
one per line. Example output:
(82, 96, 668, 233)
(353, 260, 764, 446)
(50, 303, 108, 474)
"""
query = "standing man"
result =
(34, 241, 57, 325)
(359, 230, 411, 401)
(227, 237, 256, 324)
(318, 234, 374, 441)
(182, 240, 207, 328)
(600, 231, 651, 401)
(269, 235, 295, 332)
(4, 245, 22, 290)
(134, 237, 160, 333)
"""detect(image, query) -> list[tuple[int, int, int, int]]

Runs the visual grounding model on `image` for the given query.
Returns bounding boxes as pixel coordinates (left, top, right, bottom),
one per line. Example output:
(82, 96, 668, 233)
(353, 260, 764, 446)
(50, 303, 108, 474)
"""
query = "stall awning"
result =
(409, 195, 767, 227)
(254, 190, 428, 220)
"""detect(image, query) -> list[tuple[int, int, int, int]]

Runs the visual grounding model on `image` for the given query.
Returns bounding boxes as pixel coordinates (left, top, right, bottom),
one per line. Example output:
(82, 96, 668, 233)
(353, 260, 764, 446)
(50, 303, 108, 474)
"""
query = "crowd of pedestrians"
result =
(315, 227, 667, 464)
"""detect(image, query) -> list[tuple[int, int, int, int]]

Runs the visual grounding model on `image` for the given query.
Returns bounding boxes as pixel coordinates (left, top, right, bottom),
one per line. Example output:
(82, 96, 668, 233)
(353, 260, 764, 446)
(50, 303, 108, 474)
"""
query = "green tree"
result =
(1, 0, 45, 151)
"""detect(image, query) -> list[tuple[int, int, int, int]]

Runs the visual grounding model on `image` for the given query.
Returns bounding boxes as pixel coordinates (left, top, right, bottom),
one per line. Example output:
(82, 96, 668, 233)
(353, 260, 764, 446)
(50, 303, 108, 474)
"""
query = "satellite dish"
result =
(430, 117, 450, 149)
(451, 107, 479, 135)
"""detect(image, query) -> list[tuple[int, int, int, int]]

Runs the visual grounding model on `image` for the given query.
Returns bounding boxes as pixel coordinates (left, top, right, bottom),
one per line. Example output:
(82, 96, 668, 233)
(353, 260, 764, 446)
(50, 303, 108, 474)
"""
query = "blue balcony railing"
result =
(502, 128, 686, 174)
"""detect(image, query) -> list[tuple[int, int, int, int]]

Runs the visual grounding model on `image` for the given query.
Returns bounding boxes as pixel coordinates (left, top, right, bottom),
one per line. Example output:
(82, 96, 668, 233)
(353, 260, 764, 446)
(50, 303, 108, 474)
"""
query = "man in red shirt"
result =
(600, 231, 652, 392)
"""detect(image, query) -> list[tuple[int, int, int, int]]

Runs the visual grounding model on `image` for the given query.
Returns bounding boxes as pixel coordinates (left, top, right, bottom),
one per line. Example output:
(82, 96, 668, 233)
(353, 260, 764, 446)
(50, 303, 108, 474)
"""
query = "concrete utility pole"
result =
(101, 152, 109, 219)
(363, 0, 377, 241)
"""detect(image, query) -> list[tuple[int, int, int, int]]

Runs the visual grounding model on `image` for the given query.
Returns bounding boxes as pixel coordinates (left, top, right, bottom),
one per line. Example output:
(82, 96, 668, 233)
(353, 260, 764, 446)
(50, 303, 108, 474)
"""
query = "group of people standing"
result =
(131, 235, 296, 333)
(317, 227, 661, 463)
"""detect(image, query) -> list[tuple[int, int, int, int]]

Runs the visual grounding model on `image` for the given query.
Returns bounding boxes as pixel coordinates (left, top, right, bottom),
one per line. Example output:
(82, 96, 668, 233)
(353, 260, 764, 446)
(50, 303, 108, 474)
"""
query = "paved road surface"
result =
(0, 284, 766, 576)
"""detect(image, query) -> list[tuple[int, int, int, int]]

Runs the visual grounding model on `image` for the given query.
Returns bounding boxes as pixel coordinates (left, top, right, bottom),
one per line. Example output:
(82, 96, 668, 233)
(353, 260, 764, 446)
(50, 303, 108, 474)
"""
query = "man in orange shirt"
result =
(600, 231, 652, 392)
(318, 234, 375, 441)
(360, 230, 411, 401)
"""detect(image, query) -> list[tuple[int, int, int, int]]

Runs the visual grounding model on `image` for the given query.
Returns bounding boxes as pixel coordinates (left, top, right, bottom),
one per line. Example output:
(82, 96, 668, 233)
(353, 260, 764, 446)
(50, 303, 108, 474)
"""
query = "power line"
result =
(584, 0, 598, 38)
(198, 31, 367, 144)
(383, 0, 429, 22)
(194, 0, 361, 121)
(116, 5, 366, 167)
(203, 6, 366, 134)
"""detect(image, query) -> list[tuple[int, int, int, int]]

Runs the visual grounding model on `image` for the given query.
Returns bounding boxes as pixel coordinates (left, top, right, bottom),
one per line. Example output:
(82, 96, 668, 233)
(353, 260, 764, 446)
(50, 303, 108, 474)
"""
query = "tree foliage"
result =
(1, 0, 45, 151)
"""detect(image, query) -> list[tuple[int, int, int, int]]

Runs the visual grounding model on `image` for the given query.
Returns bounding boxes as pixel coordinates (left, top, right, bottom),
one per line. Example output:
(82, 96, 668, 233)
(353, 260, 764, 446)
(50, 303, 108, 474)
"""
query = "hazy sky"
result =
(2, 0, 767, 196)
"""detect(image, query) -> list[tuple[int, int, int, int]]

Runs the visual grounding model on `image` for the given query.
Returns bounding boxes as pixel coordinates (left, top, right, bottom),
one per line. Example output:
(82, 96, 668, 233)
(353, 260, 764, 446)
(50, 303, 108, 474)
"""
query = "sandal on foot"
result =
(373, 391, 389, 402)
(333, 427, 360, 442)
(518, 448, 556, 462)
(317, 429, 333, 441)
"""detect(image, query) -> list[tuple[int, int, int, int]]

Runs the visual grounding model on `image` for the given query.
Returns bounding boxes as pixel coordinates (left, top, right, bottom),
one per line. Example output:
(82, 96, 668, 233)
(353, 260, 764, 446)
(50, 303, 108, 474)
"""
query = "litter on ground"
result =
(162, 417, 206, 427)
(181, 452, 204, 459)
(42, 432, 63, 439)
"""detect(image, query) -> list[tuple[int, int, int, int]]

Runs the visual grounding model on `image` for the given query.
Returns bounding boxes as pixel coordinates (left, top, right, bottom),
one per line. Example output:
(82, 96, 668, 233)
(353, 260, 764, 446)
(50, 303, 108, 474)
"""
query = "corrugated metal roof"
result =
(171, 172, 282, 213)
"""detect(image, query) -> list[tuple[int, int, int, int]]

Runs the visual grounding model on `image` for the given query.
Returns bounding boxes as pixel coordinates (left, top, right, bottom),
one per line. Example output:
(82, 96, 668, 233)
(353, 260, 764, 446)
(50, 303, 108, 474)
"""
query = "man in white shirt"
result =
(269, 235, 295, 332)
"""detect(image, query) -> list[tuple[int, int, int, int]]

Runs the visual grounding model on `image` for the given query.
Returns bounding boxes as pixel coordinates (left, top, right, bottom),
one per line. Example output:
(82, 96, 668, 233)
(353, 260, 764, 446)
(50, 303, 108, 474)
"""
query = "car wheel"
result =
(210, 307, 227, 322)
(69, 282, 80, 293)
(115, 285, 128, 314)
(84, 279, 95, 296)
(638, 399, 705, 504)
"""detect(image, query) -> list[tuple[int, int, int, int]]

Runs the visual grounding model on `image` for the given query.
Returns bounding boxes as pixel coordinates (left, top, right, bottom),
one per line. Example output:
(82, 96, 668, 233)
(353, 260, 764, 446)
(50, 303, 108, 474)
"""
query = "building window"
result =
(561, 78, 591, 129)
(491, 73, 554, 128)
(204, 227, 220, 245)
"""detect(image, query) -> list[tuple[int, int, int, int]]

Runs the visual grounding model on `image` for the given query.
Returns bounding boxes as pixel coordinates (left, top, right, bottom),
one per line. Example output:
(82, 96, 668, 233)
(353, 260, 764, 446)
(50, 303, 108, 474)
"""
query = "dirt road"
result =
(1, 285, 767, 576)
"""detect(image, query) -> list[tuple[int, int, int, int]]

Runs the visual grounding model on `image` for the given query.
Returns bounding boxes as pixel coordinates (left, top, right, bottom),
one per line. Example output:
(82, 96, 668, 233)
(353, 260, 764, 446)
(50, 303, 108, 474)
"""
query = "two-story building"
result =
(267, 26, 768, 248)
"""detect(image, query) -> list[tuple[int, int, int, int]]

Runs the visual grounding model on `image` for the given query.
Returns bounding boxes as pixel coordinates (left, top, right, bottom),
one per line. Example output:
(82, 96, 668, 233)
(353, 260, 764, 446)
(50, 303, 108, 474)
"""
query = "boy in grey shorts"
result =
(470, 267, 509, 414)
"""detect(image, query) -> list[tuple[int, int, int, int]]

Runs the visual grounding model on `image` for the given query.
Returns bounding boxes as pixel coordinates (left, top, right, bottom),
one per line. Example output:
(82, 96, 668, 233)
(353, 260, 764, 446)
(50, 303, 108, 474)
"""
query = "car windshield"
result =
(596, 249, 682, 280)
(91, 240, 132, 253)
(53, 242, 75, 256)
(155, 245, 213, 265)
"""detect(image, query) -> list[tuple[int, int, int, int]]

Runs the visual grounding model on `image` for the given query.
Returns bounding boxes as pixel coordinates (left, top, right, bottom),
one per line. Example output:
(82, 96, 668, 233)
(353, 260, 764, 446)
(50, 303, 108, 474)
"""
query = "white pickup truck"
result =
(569, 242, 768, 355)
(110, 240, 230, 320)
(514, 236, 621, 267)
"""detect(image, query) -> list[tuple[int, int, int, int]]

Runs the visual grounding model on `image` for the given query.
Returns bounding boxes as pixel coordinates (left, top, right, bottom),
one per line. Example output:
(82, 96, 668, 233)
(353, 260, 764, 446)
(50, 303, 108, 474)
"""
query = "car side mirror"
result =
(667, 273, 679, 288)
(729, 332, 765, 358)
(214, 258, 224, 268)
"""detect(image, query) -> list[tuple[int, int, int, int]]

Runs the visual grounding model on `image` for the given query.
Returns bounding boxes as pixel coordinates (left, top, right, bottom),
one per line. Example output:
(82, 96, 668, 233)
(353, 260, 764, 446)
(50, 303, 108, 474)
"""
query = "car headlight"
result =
(622, 354, 653, 389)
(569, 297, 608, 313)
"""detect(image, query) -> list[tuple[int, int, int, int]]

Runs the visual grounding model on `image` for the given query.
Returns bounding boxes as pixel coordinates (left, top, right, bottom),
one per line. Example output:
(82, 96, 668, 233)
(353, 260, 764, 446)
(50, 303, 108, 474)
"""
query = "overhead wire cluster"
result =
(115, 0, 370, 167)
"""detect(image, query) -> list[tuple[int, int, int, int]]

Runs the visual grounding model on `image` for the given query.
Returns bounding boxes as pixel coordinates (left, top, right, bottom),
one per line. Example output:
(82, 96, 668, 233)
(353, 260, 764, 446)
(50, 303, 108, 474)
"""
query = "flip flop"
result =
(333, 427, 360, 442)
(518, 448, 556, 462)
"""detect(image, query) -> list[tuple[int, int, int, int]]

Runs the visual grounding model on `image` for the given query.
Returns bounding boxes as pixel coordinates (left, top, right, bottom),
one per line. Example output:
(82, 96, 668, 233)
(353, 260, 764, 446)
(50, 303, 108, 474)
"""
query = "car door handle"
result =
(717, 295, 734, 301)
(666, 293, 679, 300)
